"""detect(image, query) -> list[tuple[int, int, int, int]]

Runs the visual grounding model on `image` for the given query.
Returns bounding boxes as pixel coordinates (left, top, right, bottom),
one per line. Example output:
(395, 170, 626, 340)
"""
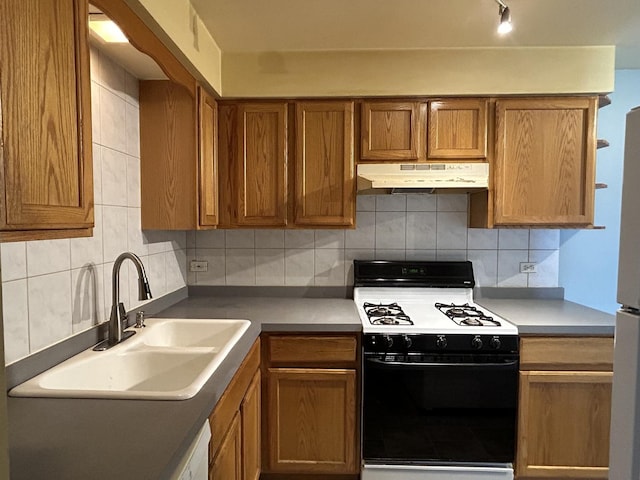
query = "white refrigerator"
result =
(610, 106, 640, 480)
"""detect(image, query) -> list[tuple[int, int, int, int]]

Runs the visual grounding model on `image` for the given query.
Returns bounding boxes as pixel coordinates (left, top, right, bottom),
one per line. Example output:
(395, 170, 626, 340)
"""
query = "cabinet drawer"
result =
(268, 335, 357, 365)
(520, 336, 614, 371)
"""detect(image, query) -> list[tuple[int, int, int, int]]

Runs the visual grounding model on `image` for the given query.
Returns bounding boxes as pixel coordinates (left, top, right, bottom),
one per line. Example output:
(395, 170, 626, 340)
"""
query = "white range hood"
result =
(357, 162, 489, 192)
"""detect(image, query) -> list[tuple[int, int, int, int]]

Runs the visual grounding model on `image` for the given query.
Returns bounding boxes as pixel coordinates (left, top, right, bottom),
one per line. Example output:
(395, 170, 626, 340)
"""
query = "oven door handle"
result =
(365, 358, 519, 368)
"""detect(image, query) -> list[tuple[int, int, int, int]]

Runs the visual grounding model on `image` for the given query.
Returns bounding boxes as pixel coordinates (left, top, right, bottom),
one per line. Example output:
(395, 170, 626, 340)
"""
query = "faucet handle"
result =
(134, 311, 146, 328)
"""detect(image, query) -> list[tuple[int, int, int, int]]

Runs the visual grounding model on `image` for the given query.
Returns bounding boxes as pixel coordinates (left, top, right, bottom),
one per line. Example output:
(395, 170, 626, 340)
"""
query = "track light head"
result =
(497, 2, 513, 35)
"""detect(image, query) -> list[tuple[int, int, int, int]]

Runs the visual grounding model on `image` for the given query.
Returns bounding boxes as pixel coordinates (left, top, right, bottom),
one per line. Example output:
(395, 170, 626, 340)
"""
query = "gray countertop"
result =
(7, 296, 360, 480)
(7, 293, 615, 479)
(477, 298, 616, 335)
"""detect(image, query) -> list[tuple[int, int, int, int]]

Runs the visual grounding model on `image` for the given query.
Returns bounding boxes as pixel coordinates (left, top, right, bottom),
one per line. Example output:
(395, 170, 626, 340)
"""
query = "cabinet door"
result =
(237, 103, 288, 226)
(210, 412, 242, 480)
(241, 370, 261, 480)
(517, 371, 612, 479)
(0, 0, 94, 240)
(267, 368, 358, 474)
(494, 97, 597, 226)
(198, 86, 218, 227)
(294, 101, 355, 227)
(361, 101, 422, 160)
(140, 81, 197, 229)
(428, 99, 488, 159)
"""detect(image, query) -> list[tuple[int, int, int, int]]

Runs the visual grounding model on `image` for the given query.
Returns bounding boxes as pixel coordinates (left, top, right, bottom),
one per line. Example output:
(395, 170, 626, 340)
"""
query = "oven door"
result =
(363, 353, 518, 467)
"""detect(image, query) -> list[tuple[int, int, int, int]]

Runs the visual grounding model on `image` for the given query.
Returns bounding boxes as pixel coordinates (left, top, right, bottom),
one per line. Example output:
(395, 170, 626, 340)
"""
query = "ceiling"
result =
(190, 0, 640, 68)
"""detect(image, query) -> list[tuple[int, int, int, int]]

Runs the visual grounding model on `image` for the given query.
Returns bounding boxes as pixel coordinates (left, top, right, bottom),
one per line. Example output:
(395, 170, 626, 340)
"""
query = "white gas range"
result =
(354, 260, 518, 480)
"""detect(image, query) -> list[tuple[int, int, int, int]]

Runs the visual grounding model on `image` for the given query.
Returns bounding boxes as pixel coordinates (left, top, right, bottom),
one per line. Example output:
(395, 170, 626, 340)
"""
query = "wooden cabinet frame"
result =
(360, 101, 423, 160)
(517, 371, 612, 479)
(428, 99, 488, 159)
(516, 337, 614, 480)
(0, 0, 94, 241)
(294, 101, 355, 227)
(261, 333, 360, 476)
(493, 97, 597, 226)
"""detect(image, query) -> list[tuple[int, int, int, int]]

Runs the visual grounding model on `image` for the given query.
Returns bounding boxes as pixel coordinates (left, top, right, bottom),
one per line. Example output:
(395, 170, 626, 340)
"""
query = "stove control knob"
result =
(471, 335, 483, 350)
(383, 335, 394, 349)
(403, 335, 413, 349)
(490, 336, 502, 350)
(436, 335, 447, 349)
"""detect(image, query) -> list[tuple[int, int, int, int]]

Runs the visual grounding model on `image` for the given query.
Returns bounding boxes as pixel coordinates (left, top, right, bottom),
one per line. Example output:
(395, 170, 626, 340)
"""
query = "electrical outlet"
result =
(519, 262, 537, 274)
(189, 260, 208, 272)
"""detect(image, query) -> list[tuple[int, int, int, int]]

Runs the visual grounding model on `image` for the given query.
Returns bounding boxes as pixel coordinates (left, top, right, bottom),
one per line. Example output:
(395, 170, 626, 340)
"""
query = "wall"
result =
(126, 0, 222, 94)
(0, 47, 187, 365)
(222, 46, 615, 98)
(188, 194, 560, 289)
(560, 70, 640, 314)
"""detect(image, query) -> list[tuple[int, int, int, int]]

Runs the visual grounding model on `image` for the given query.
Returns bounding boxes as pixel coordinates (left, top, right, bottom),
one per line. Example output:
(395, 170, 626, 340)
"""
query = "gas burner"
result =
(371, 315, 412, 326)
(364, 302, 413, 326)
(435, 302, 501, 327)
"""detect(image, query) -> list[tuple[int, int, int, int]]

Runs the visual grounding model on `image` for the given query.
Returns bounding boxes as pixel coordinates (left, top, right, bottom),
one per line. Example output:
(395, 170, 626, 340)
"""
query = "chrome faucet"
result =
(94, 252, 152, 351)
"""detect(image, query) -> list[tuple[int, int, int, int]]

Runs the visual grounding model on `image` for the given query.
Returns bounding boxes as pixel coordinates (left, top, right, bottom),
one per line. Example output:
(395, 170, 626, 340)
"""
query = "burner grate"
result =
(364, 302, 413, 326)
(435, 302, 501, 327)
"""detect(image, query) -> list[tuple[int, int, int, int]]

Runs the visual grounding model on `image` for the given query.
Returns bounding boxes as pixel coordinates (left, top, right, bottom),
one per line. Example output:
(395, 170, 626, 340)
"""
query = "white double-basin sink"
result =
(9, 318, 251, 401)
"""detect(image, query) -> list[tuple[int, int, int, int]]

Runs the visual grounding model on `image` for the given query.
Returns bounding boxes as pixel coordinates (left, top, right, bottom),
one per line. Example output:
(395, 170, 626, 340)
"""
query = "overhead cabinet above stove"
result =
(469, 96, 600, 228)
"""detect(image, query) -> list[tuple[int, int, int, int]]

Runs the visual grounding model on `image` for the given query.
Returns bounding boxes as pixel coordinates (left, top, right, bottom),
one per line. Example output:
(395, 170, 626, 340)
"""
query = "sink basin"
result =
(142, 318, 250, 350)
(9, 318, 251, 400)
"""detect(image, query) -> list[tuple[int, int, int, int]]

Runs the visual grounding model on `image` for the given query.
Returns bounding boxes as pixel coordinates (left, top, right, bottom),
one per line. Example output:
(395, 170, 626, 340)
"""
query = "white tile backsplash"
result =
(1, 242, 27, 282)
(28, 271, 73, 352)
(225, 249, 256, 285)
(101, 147, 129, 206)
(406, 212, 437, 249)
(376, 195, 407, 212)
(436, 212, 467, 250)
(188, 193, 561, 289)
(285, 249, 315, 285)
(1, 46, 186, 364)
(314, 249, 345, 285)
(376, 211, 407, 249)
(255, 230, 285, 249)
(256, 249, 285, 286)
(498, 229, 530, 249)
(2, 280, 29, 363)
(26, 239, 71, 277)
(436, 194, 468, 212)
(497, 250, 529, 287)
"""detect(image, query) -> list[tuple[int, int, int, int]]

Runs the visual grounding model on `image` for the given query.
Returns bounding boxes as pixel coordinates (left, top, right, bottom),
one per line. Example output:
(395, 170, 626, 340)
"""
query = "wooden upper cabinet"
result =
(219, 103, 288, 227)
(428, 99, 488, 159)
(360, 101, 422, 160)
(0, 0, 94, 241)
(294, 101, 355, 227)
(140, 80, 197, 229)
(198, 86, 218, 227)
(494, 97, 597, 226)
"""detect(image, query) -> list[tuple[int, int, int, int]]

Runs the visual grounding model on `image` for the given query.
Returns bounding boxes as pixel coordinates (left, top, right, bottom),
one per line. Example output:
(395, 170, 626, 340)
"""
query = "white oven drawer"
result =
(362, 464, 514, 480)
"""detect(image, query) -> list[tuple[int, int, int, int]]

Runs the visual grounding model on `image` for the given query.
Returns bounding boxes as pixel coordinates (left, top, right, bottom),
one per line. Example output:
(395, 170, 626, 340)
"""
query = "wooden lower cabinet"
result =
(209, 339, 261, 480)
(211, 412, 242, 480)
(242, 371, 261, 480)
(267, 368, 357, 474)
(516, 336, 614, 480)
(262, 334, 360, 476)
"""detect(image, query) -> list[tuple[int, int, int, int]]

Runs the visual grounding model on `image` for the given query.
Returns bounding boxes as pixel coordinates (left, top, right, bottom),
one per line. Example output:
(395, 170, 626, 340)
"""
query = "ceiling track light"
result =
(495, 0, 513, 35)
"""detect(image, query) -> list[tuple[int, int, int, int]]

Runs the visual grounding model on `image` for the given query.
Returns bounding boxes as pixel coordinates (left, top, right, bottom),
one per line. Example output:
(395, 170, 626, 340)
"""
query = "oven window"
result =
(363, 356, 518, 465)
